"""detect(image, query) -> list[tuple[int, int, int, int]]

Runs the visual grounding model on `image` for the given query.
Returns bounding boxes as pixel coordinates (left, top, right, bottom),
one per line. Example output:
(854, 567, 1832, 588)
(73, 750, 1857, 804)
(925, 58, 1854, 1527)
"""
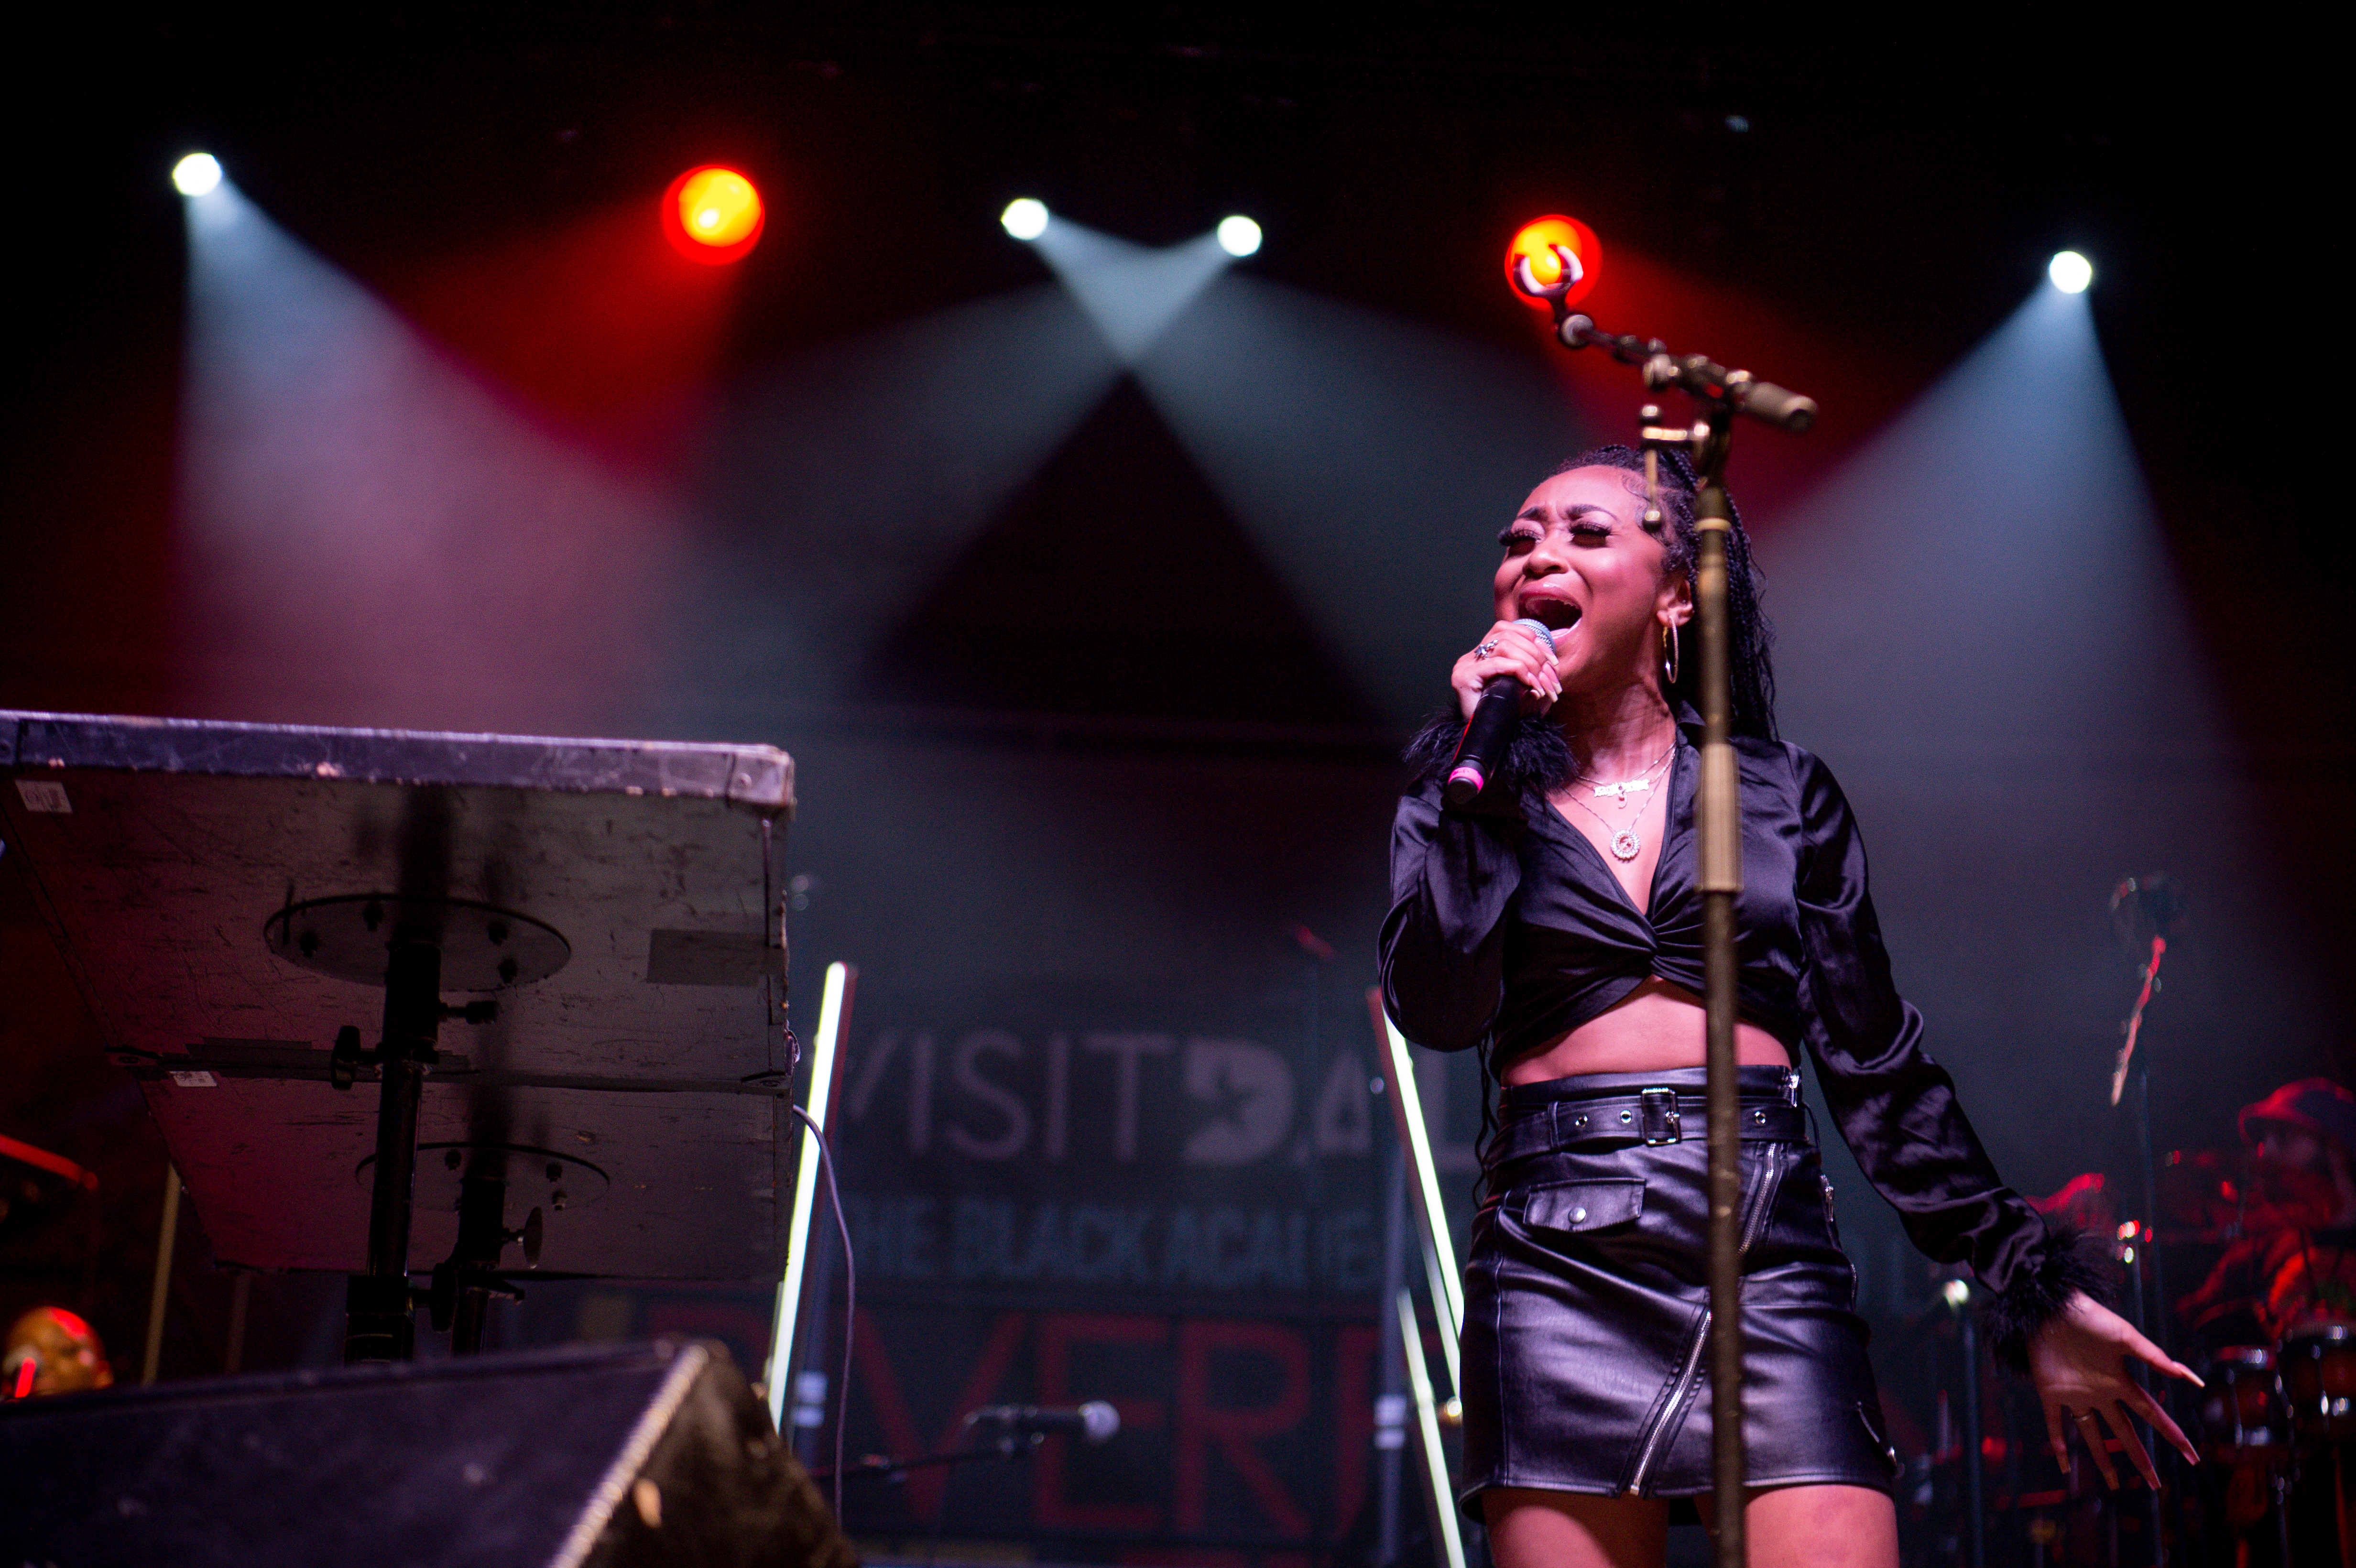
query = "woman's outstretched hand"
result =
(2028, 1291, 2202, 1490)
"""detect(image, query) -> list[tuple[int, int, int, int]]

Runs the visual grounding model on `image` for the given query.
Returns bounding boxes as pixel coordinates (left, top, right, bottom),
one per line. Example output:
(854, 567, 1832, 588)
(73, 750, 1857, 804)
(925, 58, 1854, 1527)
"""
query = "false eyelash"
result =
(1499, 528, 1538, 547)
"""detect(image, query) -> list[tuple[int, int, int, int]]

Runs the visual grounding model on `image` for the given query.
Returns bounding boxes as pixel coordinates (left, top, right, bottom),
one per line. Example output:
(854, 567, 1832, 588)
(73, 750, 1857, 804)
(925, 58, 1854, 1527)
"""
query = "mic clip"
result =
(1516, 244, 1819, 437)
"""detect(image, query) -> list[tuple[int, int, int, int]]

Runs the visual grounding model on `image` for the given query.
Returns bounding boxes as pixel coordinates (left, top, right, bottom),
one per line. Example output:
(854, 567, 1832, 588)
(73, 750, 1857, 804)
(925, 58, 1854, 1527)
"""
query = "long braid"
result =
(1550, 444, 1778, 741)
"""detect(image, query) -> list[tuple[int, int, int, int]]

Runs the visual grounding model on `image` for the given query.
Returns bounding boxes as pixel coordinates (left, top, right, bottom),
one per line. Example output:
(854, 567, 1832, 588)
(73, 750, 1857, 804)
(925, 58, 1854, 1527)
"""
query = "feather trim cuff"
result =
(1983, 1226, 2115, 1375)
(1403, 707, 1574, 799)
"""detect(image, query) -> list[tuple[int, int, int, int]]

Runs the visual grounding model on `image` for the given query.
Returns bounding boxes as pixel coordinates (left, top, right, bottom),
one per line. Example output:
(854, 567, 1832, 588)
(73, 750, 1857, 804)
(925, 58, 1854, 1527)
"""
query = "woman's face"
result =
(1493, 466, 1689, 697)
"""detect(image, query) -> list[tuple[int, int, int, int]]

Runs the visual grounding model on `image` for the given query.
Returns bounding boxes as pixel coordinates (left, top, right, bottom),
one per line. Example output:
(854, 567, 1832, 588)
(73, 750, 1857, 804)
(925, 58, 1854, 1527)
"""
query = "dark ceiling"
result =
(4, 10, 2338, 728)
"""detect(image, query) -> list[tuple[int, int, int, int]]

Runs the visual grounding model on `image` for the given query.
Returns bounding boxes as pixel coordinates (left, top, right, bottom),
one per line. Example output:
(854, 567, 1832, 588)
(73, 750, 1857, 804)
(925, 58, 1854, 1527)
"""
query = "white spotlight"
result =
(1001, 197, 1049, 241)
(2048, 250, 2093, 294)
(172, 153, 223, 197)
(1216, 215, 1263, 258)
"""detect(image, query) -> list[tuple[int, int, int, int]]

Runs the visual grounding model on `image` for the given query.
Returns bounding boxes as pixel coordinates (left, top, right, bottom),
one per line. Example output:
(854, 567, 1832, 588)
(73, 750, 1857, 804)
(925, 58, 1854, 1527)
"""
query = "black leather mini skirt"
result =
(1459, 1066, 1899, 1516)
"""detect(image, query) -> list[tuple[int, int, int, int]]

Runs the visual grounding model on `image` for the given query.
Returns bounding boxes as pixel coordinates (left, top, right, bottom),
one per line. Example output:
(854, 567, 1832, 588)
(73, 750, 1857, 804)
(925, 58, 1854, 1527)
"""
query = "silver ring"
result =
(1475, 640, 1500, 658)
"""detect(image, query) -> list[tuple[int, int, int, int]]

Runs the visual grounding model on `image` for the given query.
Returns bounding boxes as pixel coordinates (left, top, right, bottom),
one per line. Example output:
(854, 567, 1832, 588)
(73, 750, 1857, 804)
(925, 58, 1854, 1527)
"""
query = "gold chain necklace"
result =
(1561, 742, 1672, 862)
(1572, 740, 1674, 802)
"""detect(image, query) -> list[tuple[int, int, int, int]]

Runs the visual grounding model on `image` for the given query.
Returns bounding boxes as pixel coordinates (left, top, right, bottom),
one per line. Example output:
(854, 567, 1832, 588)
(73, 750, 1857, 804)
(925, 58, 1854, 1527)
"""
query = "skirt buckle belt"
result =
(1489, 1092, 1811, 1163)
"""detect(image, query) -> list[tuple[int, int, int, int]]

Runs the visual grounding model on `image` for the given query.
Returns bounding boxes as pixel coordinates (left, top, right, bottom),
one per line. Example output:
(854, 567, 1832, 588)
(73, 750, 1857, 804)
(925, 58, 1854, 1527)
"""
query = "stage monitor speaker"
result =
(0, 1338, 857, 1568)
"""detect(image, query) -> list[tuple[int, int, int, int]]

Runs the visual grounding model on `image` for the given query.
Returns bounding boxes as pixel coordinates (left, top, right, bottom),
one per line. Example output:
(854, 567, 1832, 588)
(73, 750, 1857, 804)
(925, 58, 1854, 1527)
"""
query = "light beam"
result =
(1031, 219, 1232, 364)
(177, 178, 682, 733)
(1763, 279, 2312, 1195)
(1118, 273, 1595, 720)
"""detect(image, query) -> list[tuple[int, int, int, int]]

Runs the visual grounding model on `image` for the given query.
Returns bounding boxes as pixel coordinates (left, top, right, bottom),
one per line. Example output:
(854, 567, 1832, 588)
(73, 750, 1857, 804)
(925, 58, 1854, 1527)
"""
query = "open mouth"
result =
(1520, 598, 1582, 635)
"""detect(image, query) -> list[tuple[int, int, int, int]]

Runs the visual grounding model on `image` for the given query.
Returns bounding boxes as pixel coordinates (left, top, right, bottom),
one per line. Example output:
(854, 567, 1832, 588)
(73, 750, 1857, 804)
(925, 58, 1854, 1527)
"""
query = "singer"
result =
(1379, 446, 2200, 1567)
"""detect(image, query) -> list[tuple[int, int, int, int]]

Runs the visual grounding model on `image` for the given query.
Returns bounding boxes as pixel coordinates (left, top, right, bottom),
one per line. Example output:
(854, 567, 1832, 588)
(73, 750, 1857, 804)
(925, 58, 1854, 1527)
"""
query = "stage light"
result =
(662, 166, 764, 264)
(1505, 215, 1602, 310)
(1216, 215, 1263, 258)
(171, 153, 222, 197)
(1002, 197, 1049, 240)
(2049, 250, 2093, 294)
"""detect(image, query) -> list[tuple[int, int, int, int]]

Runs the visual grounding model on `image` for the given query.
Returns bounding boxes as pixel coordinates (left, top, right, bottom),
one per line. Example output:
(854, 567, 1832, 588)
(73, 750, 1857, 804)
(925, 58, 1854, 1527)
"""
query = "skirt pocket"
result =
(1517, 1178, 1646, 1236)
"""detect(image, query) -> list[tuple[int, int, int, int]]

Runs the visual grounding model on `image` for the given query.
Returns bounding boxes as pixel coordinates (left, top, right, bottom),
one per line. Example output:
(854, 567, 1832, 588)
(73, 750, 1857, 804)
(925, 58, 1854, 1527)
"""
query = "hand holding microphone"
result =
(1451, 618, 1561, 720)
(1444, 617, 1561, 808)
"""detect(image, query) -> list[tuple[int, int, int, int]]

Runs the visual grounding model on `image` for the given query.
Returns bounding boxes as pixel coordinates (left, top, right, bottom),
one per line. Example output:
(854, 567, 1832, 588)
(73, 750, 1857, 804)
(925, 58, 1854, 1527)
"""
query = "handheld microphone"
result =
(963, 1401, 1121, 1444)
(1443, 618, 1558, 809)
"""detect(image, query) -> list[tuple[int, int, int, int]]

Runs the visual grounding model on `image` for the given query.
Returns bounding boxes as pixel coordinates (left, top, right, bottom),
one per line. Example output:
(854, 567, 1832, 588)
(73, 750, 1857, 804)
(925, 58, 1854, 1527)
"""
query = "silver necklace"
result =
(1561, 743, 1672, 862)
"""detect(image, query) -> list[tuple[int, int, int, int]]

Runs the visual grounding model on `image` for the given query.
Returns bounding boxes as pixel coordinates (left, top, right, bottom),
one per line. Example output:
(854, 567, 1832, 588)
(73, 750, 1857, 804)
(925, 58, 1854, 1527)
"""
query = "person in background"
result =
(2180, 1078, 2356, 1341)
(2, 1305, 114, 1398)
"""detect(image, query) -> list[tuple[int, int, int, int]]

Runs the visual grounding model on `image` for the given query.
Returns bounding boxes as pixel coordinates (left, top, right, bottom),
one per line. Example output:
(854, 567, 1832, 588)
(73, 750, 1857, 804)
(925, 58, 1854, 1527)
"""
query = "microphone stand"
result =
(2108, 875, 2185, 1567)
(1515, 253, 1817, 1568)
(807, 1439, 1039, 1481)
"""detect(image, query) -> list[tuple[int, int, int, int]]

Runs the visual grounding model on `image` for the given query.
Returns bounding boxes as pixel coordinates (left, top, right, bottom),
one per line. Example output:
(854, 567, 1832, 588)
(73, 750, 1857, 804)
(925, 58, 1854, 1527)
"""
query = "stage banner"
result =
(802, 969, 1482, 1561)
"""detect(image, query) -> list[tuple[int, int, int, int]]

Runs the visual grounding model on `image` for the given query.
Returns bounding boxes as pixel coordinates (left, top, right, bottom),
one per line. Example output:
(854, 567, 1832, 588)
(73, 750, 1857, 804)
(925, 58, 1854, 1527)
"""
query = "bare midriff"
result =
(1499, 975, 1792, 1086)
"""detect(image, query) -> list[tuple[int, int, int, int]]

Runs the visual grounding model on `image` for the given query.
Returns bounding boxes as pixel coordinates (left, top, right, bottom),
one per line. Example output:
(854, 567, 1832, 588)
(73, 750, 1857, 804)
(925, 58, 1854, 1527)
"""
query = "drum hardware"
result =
(2187, 1345, 2299, 1566)
(2198, 1345, 2291, 1465)
(2185, 1326, 2356, 1563)
(2281, 1319, 2356, 1443)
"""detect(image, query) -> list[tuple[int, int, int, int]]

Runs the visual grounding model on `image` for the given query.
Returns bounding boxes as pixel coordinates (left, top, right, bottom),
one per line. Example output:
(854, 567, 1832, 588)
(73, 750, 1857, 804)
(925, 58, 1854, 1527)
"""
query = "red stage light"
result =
(663, 167, 764, 264)
(1505, 215, 1602, 309)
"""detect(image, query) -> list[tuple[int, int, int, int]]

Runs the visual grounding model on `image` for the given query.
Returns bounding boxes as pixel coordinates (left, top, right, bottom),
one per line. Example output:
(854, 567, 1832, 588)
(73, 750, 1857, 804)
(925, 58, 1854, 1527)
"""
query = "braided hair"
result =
(1553, 444, 1778, 742)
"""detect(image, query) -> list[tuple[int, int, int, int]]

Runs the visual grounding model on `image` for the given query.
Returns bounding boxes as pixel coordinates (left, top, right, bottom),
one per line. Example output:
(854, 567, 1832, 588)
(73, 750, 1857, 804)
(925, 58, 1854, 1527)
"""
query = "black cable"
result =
(791, 1101, 854, 1527)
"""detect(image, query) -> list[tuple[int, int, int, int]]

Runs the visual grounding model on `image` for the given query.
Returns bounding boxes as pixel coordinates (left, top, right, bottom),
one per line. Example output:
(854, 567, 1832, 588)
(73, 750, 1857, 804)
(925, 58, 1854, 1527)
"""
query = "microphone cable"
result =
(767, 829, 857, 1527)
(790, 1100, 855, 1526)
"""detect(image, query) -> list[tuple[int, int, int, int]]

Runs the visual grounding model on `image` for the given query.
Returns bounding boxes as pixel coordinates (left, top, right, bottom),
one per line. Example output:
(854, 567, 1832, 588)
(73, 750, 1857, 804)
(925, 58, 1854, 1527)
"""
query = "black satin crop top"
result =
(1383, 723, 1817, 1067)
(1380, 708, 2075, 1319)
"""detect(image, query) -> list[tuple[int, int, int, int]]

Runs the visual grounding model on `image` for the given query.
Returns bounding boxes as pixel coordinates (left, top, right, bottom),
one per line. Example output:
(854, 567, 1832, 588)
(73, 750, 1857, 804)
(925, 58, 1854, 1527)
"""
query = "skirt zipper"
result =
(1621, 1143, 1787, 1497)
(1623, 1308, 1712, 1496)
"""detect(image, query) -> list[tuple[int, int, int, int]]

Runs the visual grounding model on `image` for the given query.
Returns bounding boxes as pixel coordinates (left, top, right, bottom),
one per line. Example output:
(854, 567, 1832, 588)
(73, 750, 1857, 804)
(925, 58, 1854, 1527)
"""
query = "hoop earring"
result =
(1661, 621, 1681, 686)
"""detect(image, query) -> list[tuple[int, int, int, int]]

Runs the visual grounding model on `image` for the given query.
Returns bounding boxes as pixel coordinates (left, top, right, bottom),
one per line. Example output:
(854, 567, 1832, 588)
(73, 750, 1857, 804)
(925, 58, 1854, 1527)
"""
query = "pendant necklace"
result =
(1562, 741, 1674, 862)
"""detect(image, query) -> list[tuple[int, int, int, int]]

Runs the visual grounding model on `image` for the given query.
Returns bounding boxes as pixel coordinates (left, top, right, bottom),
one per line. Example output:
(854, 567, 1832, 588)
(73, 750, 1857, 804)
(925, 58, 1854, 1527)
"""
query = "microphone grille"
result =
(1510, 617, 1557, 654)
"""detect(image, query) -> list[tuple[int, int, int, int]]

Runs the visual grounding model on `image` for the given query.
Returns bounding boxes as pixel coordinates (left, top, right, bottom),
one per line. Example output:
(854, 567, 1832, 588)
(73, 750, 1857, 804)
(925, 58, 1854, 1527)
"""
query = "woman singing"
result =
(1379, 446, 2200, 1568)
